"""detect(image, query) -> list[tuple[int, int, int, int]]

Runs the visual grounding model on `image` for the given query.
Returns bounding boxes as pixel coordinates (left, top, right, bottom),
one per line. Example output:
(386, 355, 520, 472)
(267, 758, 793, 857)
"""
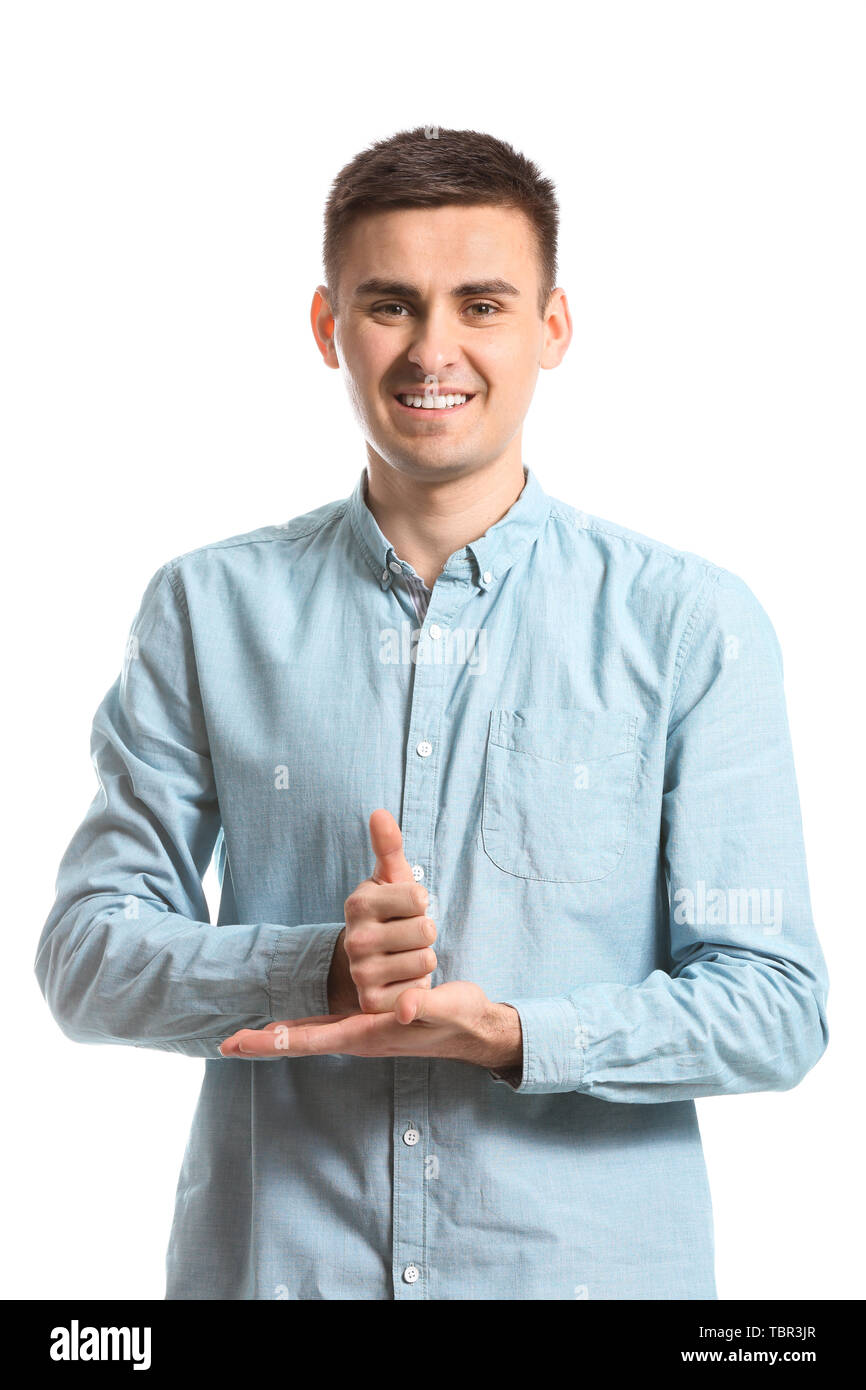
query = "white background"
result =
(2, 1, 862, 1301)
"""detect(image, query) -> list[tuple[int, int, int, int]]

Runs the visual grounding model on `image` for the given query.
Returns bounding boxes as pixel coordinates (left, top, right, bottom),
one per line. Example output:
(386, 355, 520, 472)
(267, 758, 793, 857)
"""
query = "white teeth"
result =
(398, 393, 469, 408)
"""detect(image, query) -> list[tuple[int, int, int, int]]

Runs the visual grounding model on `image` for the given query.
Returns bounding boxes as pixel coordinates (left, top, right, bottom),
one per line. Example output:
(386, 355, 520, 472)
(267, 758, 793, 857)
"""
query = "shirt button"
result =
(389, 560, 402, 573)
(411, 864, 425, 881)
(403, 1128, 420, 1146)
(402, 1264, 420, 1284)
(416, 740, 432, 758)
(482, 570, 493, 584)
(429, 623, 442, 639)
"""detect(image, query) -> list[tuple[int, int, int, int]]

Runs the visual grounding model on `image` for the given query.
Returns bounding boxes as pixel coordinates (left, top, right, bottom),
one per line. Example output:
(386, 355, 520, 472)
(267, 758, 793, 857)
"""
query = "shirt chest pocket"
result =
(481, 707, 639, 883)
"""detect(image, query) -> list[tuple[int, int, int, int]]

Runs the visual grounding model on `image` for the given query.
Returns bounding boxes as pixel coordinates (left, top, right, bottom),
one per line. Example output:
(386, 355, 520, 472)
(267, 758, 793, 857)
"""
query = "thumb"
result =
(369, 808, 416, 886)
(393, 985, 435, 1025)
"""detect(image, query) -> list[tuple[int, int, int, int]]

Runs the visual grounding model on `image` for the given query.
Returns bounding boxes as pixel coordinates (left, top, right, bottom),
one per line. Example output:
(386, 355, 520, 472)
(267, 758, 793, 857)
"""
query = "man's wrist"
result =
(480, 1002, 523, 1070)
(327, 927, 357, 1014)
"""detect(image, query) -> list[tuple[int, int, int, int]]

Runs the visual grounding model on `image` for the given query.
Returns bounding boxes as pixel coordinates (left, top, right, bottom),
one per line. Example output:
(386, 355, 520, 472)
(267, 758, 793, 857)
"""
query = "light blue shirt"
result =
(35, 465, 829, 1300)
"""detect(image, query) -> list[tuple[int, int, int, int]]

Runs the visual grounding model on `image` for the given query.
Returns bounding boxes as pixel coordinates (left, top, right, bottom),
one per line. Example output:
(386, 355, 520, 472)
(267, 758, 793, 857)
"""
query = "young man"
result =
(36, 127, 829, 1301)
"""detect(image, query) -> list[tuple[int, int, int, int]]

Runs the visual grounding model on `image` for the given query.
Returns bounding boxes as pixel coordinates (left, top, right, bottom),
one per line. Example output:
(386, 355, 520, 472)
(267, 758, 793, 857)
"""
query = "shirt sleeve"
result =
(489, 566, 830, 1098)
(34, 561, 345, 1060)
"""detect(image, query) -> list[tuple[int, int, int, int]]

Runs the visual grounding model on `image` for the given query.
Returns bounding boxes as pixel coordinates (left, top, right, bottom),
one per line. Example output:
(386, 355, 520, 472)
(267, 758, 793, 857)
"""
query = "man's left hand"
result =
(219, 981, 522, 1071)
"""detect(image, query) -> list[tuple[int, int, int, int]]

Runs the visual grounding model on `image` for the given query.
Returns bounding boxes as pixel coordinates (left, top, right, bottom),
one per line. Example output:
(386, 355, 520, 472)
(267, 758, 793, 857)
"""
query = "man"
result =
(36, 126, 829, 1300)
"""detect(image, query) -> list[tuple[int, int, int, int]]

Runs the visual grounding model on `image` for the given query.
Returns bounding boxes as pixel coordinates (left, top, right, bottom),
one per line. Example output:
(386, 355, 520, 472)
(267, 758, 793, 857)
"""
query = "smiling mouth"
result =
(393, 392, 476, 414)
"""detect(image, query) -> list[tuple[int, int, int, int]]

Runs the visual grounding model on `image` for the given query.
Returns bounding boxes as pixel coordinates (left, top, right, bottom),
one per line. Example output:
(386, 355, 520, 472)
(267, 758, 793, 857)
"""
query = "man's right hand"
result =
(327, 808, 438, 1015)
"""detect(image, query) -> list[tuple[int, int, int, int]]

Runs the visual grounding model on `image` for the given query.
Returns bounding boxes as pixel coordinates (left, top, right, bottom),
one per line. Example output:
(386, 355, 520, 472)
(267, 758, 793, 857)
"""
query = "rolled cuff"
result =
(267, 921, 346, 1021)
(487, 995, 587, 1094)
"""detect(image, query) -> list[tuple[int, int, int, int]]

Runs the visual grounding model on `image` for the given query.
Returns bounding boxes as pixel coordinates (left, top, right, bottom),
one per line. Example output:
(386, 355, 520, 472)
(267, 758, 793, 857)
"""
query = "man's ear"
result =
(311, 285, 340, 369)
(539, 287, 572, 370)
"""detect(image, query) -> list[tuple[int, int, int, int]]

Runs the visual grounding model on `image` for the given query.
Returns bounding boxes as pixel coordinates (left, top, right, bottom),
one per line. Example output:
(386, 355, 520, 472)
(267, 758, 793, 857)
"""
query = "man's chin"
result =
(372, 445, 484, 480)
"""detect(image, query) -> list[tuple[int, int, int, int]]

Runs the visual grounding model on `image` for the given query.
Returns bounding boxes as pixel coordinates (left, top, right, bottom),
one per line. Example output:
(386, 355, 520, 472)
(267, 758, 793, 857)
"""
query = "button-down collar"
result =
(347, 463, 552, 594)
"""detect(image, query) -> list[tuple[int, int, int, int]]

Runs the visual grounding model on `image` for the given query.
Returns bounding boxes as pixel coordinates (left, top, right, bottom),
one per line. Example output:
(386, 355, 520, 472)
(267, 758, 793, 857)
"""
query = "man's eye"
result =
(373, 303, 410, 317)
(466, 302, 499, 318)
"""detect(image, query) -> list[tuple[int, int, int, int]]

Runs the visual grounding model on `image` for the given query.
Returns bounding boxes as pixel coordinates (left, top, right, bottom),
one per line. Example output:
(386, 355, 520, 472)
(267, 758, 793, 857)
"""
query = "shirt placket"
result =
(389, 558, 479, 1300)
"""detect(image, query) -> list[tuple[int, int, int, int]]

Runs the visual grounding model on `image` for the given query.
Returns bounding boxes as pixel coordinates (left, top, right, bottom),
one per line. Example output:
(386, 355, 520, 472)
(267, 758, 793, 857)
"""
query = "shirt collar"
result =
(347, 464, 552, 595)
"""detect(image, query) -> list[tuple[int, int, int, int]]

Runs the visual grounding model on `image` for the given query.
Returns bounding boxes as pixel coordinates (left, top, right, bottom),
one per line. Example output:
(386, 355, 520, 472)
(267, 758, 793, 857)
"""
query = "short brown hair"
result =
(322, 126, 559, 318)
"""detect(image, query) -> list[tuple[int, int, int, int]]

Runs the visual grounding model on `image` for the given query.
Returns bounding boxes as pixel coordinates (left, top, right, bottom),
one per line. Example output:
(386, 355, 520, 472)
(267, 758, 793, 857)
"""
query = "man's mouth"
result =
(393, 392, 475, 413)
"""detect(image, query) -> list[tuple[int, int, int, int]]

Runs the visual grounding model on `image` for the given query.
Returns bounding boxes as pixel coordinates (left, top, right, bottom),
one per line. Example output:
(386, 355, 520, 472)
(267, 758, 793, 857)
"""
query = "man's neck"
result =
(362, 457, 527, 590)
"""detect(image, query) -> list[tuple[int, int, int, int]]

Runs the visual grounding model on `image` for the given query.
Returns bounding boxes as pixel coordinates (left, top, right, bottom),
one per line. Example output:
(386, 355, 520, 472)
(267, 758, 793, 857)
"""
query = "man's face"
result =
(313, 204, 570, 481)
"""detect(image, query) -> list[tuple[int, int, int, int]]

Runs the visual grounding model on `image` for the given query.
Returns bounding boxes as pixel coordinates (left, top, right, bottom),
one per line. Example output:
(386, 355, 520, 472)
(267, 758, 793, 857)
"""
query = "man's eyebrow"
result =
(453, 279, 521, 298)
(352, 277, 521, 300)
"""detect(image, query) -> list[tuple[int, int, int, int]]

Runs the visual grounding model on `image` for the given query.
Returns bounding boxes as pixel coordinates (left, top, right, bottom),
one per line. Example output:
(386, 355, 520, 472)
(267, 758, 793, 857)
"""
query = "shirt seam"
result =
(265, 926, 286, 1017)
(163, 557, 192, 624)
(669, 565, 725, 716)
(547, 504, 726, 569)
(164, 503, 350, 568)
